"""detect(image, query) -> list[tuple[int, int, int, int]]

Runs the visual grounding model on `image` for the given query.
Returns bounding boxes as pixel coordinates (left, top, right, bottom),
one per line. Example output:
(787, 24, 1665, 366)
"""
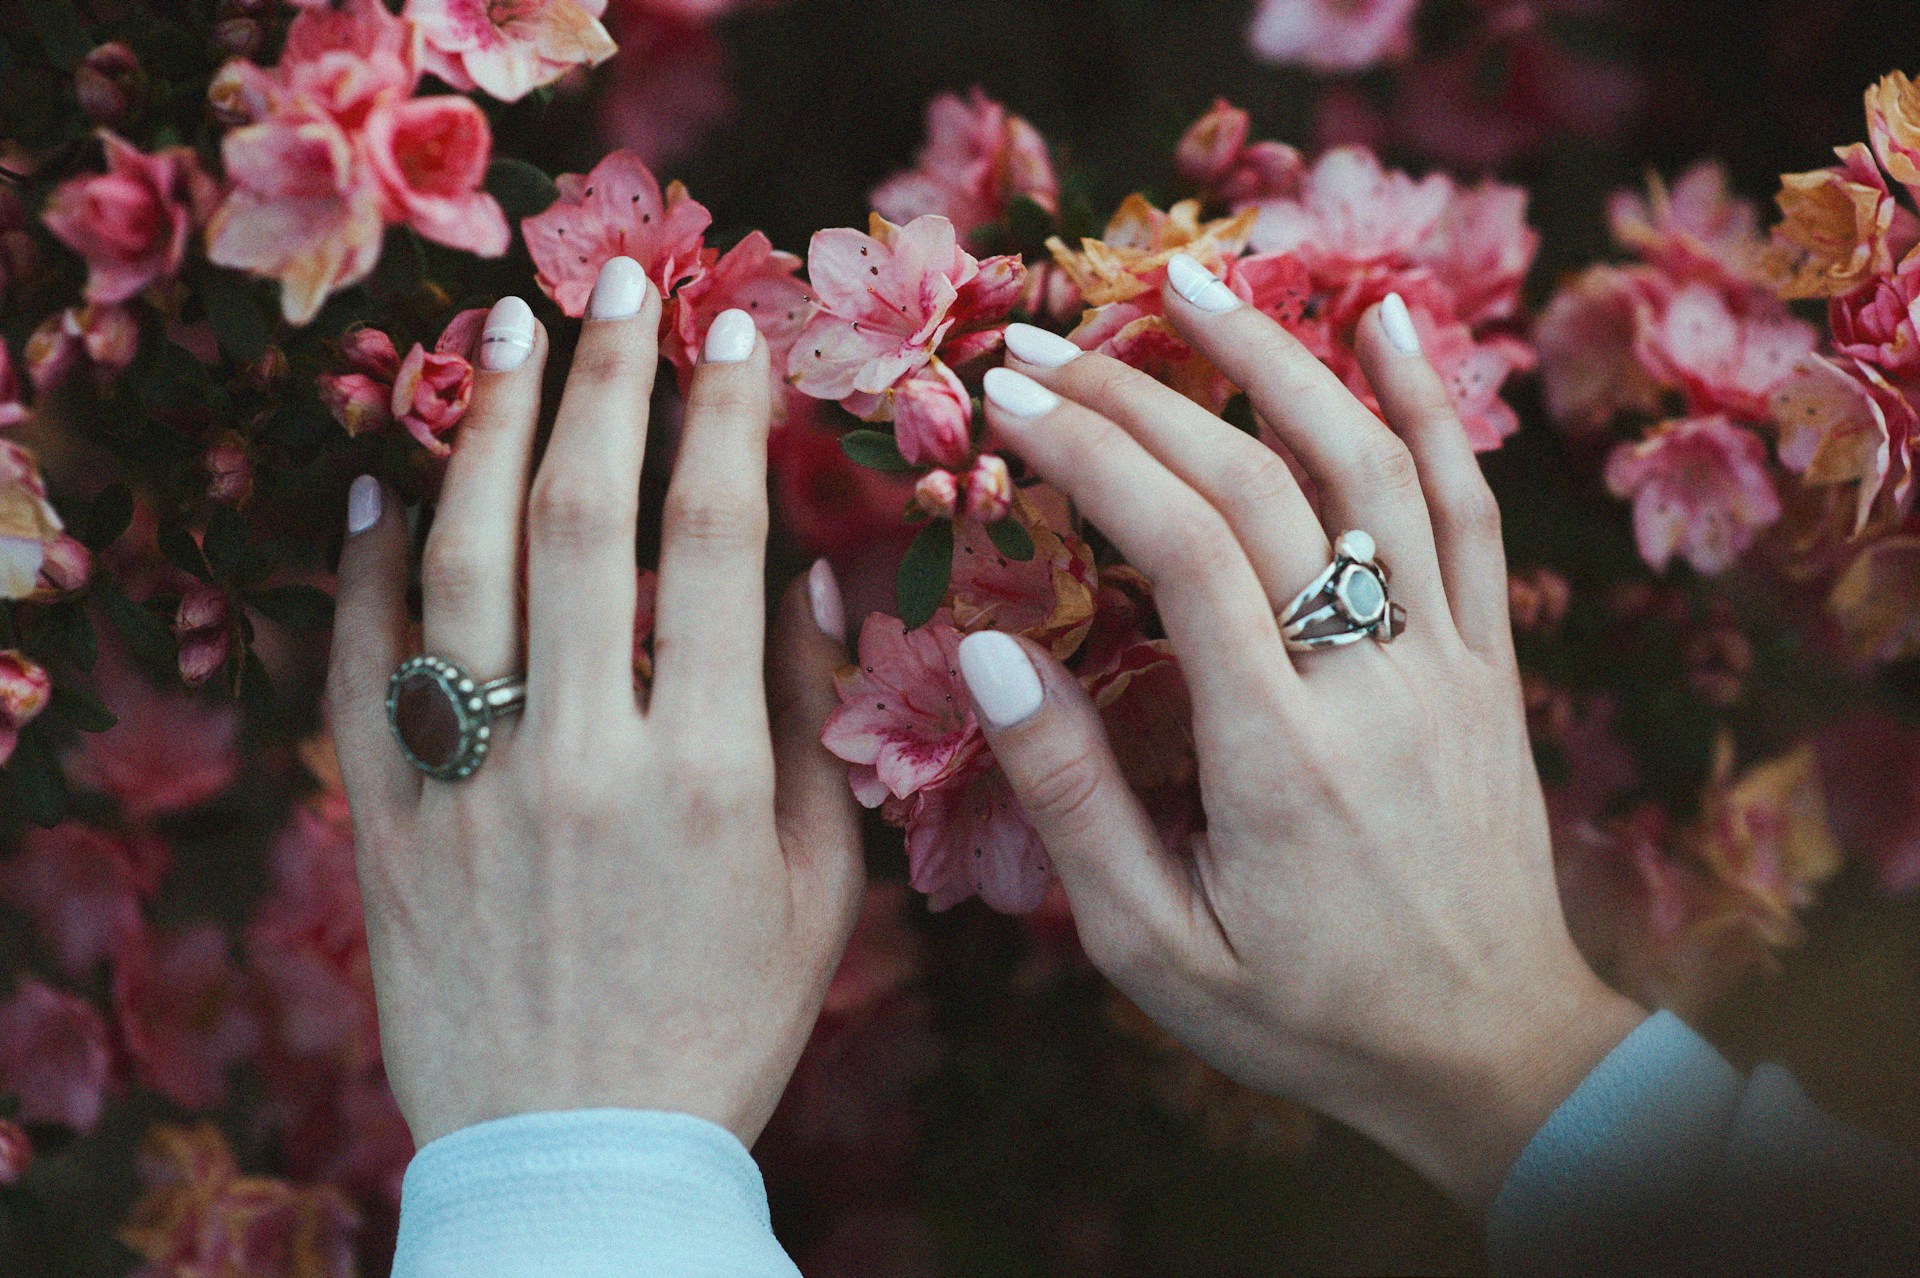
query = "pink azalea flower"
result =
(0, 341, 26, 429)
(961, 453, 1013, 522)
(1606, 162, 1769, 292)
(41, 132, 218, 306)
(0, 979, 112, 1131)
(947, 491, 1098, 657)
(903, 763, 1054, 913)
(1176, 100, 1303, 206)
(1604, 415, 1783, 575)
(1246, 145, 1454, 280)
(406, 0, 616, 104)
(390, 341, 474, 456)
(871, 89, 1059, 242)
(0, 649, 50, 765)
(2, 824, 155, 976)
(112, 926, 260, 1111)
(1770, 353, 1916, 531)
(360, 95, 510, 256)
(1410, 179, 1539, 327)
(821, 613, 982, 805)
(319, 313, 478, 453)
(522, 149, 713, 317)
(65, 645, 241, 821)
(790, 214, 986, 408)
(1536, 264, 1669, 433)
(1247, 0, 1417, 72)
(663, 231, 809, 391)
(1830, 260, 1920, 376)
(1641, 283, 1817, 421)
(207, 112, 386, 325)
(246, 798, 379, 1071)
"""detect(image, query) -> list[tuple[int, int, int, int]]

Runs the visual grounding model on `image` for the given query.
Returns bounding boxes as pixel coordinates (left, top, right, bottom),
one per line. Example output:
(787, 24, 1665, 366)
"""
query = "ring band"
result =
(387, 654, 526, 781)
(1278, 529, 1405, 652)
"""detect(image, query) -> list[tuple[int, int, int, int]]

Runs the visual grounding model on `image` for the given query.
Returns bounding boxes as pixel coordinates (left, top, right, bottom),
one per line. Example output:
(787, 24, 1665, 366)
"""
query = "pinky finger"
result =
(1357, 295, 1514, 662)
(327, 475, 418, 823)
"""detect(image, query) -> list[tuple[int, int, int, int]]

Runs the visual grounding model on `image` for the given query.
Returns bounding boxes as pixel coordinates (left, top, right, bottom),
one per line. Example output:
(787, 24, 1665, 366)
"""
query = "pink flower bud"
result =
(0, 650, 51, 765)
(204, 433, 252, 506)
(391, 344, 473, 457)
(336, 326, 401, 379)
(962, 453, 1013, 523)
(74, 42, 145, 125)
(75, 304, 138, 376)
(1177, 99, 1251, 185)
(245, 345, 288, 390)
(952, 254, 1027, 326)
(317, 372, 395, 438)
(0, 1120, 29, 1185)
(891, 361, 972, 468)
(913, 469, 960, 520)
(0, 341, 25, 429)
(34, 534, 92, 598)
(174, 585, 231, 688)
(207, 61, 267, 127)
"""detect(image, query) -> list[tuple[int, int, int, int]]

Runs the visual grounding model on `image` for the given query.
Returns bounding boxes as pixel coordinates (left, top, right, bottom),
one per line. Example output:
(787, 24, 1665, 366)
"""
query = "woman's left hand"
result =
(326, 259, 865, 1149)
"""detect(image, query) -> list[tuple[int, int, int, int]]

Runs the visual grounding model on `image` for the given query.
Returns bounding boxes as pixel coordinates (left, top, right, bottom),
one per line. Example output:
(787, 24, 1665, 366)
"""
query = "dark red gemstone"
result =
(394, 671, 462, 770)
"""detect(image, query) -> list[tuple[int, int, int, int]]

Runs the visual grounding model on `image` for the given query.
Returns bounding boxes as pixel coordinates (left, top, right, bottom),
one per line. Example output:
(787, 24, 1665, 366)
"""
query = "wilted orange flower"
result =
(1768, 143, 1911, 299)
(1045, 196, 1258, 307)
(1690, 739, 1842, 930)
(1865, 71, 1920, 194)
(1828, 535, 1920, 662)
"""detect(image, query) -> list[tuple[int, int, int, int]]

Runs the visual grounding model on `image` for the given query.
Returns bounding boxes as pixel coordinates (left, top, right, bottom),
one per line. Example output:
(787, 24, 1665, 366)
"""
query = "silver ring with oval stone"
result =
(386, 655, 525, 781)
(1278, 529, 1406, 653)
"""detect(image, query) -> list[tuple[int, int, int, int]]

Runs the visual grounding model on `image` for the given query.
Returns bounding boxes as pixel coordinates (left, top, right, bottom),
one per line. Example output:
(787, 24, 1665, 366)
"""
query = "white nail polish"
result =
(587, 256, 648, 321)
(346, 474, 381, 534)
(704, 309, 758, 364)
(1165, 253, 1241, 314)
(959, 631, 1044, 729)
(1004, 322, 1083, 369)
(479, 296, 536, 371)
(1380, 292, 1422, 356)
(808, 557, 845, 639)
(983, 367, 1059, 417)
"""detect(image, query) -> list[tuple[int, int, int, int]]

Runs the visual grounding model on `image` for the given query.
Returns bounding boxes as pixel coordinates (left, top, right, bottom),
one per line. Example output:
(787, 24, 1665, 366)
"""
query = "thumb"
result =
(956, 630, 1197, 975)
(770, 559, 865, 940)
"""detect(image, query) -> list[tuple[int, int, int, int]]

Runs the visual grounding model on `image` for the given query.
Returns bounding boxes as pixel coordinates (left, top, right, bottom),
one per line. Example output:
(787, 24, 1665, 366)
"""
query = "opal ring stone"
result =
(1278, 530, 1405, 653)
(387, 655, 525, 781)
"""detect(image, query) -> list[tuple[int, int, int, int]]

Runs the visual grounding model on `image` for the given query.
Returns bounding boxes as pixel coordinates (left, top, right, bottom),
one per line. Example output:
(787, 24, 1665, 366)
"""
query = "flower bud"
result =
(317, 372, 394, 438)
(0, 1120, 29, 1185)
(891, 361, 972, 468)
(24, 316, 80, 395)
(0, 650, 52, 765)
(75, 43, 145, 126)
(207, 61, 265, 127)
(34, 534, 92, 598)
(76, 304, 139, 376)
(245, 345, 289, 390)
(211, 16, 263, 60)
(962, 453, 1013, 523)
(204, 432, 253, 506)
(337, 326, 401, 379)
(913, 469, 960, 520)
(1508, 567, 1571, 634)
(174, 584, 231, 687)
(1177, 99, 1251, 186)
(391, 344, 472, 457)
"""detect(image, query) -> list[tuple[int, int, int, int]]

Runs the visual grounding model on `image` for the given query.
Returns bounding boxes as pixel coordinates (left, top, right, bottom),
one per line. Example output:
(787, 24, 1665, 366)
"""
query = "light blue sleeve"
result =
(1489, 1009, 1919, 1277)
(389, 1109, 801, 1278)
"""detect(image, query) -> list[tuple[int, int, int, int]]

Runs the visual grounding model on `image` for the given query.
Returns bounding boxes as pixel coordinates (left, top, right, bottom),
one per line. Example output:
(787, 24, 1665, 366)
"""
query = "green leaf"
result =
(1005, 196, 1056, 253)
(80, 483, 134, 551)
(235, 647, 275, 714)
(248, 583, 335, 632)
(202, 506, 250, 579)
(985, 517, 1035, 562)
(33, 599, 96, 671)
(485, 158, 559, 221)
(839, 430, 914, 472)
(895, 519, 954, 630)
(200, 271, 273, 365)
(98, 583, 177, 667)
(27, 0, 91, 72)
(50, 683, 115, 733)
(156, 522, 211, 581)
(6, 729, 67, 827)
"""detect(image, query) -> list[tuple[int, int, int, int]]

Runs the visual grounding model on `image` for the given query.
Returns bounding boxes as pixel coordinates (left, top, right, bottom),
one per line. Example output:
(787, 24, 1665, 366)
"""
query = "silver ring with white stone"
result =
(386, 654, 526, 781)
(1278, 530, 1406, 652)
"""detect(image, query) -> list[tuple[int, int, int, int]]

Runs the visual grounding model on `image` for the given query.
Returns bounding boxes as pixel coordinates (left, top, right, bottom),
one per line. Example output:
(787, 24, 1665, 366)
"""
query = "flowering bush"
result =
(0, 0, 1915, 1271)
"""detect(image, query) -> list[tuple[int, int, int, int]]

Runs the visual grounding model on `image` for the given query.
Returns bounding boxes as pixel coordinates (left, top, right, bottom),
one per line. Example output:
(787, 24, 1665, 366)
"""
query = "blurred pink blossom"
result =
(1247, 0, 1417, 72)
(0, 979, 112, 1131)
(872, 89, 1059, 243)
(1604, 415, 1782, 575)
(41, 132, 218, 306)
(0, 1121, 29, 1184)
(3, 823, 158, 976)
(66, 646, 241, 821)
(1176, 99, 1303, 206)
(113, 925, 260, 1110)
(407, 0, 616, 103)
(0, 342, 25, 428)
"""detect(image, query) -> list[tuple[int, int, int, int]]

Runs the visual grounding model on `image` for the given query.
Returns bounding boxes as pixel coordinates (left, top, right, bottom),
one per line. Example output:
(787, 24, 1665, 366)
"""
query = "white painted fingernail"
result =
(959, 630, 1044, 729)
(1380, 292, 1422, 355)
(587, 256, 648, 321)
(479, 296, 535, 370)
(1166, 253, 1241, 313)
(346, 474, 381, 535)
(703, 308, 757, 364)
(807, 557, 845, 639)
(983, 367, 1059, 417)
(1004, 322, 1083, 368)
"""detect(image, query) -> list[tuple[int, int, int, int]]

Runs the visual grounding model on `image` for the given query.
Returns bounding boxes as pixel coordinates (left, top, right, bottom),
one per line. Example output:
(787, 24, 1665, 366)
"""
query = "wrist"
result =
(1351, 958, 1647, 1215)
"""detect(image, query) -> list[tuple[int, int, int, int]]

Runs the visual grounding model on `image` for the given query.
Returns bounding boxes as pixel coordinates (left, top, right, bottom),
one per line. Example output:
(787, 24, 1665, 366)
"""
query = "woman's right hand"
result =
(963, 258, 1647, 1213)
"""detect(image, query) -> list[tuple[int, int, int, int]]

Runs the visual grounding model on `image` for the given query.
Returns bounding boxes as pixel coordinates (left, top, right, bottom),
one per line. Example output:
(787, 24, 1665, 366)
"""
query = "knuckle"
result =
(1162, 508, 1239, 577)
(1216, 445, 1299, 514)
(663, 491, 767, 549)
(568, 342, 637, 388)
(1084, 925, 1154, 984)
(1076, 358, 1147, 406)
(690, 379, 768, 424)
(1354, 432, 1422, 497)
(1017, 746, 1108, 832)
(420, 539, 486, 604)
(531, 475, 626, 544)
(1448, 478, 1503, 538)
